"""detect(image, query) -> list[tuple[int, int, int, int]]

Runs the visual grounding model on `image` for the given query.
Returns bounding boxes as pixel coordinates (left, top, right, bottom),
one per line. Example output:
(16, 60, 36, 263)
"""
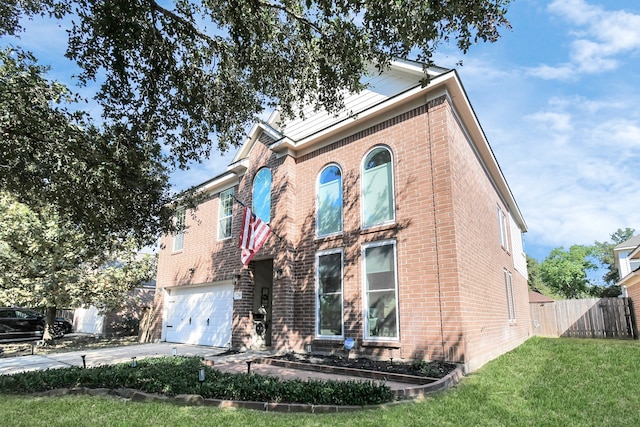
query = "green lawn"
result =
(2, 337, 639, 426)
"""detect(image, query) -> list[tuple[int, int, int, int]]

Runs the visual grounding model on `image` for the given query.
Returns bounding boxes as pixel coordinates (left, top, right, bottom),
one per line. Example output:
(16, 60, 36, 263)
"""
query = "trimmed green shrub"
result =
(0, 356, 394, 405)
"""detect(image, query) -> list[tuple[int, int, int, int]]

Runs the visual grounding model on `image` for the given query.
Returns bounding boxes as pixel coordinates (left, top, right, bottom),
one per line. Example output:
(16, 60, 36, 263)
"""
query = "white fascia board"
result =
(276, 69, 527, 232)
(390, 58, 450, 77)
(617, 269, 640, 288)
(196, 172, 239, 196)
(280, 75, 442, 154)
(232, 122, 285, 165)
(444, 71, 528, 232)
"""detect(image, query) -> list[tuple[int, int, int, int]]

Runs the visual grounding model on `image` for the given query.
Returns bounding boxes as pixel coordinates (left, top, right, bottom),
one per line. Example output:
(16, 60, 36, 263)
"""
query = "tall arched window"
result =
(362, 147, 394, 227)
(317, 165, 343, 236)
(252, 168, 271, 223)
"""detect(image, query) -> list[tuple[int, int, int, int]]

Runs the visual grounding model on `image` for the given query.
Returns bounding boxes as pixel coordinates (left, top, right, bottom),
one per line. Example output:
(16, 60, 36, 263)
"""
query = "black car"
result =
(55, 317, 73, 334)
(0, 307, 67, 341)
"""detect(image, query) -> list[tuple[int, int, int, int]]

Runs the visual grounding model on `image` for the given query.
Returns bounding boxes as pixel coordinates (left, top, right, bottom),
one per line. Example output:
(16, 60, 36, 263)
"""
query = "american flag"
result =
(239, 206, 272, 265)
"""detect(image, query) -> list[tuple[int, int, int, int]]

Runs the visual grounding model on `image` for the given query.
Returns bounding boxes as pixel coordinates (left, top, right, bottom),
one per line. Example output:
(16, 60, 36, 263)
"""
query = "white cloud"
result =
(526, 111, 573, 134)
(531, 0, 640, 78)
(526, 63, 576, 80)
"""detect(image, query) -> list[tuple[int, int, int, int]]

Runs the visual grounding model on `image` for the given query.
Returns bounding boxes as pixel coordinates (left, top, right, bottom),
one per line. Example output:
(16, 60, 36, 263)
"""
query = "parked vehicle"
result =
(0, 307, 67, 341)
(55, 317, 73, 334)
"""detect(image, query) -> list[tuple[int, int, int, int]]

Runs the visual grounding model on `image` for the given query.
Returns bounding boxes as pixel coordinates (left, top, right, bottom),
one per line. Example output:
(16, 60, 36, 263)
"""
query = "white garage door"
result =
(164, 283, 233, 347)
(74, 306, 105, 335)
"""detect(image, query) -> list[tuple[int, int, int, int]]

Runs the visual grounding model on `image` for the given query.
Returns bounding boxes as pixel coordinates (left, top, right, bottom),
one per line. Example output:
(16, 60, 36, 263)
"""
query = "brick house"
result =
(152, 60, 530, 372)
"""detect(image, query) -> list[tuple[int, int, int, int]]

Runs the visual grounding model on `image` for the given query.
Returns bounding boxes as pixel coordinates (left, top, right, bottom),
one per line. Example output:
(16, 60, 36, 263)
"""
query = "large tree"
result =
(540, 245, 598, 299)
(0, 48, 175, 250)
(527, 255, 562, 299)
(0, 192, 156, 342)
(593, 228, 636, 286)
(3, 0, 512, 166)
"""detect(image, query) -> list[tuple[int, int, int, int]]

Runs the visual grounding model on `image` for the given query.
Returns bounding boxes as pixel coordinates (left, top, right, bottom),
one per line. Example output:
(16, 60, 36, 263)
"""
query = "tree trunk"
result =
(42, 306, 58, 344)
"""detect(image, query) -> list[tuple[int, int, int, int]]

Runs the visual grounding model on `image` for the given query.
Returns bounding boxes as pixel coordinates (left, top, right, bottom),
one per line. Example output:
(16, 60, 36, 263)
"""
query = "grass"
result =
(1, 337, 640, 426)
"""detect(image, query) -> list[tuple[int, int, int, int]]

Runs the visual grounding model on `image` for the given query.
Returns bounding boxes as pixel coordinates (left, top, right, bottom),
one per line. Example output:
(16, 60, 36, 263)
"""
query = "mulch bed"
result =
(269, 352, 457, 379)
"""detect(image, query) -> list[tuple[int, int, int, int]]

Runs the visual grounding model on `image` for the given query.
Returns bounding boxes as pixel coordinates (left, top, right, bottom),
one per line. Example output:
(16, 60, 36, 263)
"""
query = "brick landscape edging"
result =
(28, 366, 464, 413)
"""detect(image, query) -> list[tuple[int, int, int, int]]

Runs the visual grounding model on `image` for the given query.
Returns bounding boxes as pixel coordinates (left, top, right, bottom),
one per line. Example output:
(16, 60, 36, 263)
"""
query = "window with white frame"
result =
(362, 147, 395, 228)
(498, 206, 509, 252)
(218, 188, 234, 240)
(504, 269, 516, 322)
(317, 165, 343, 236)
(363, 240, 399, 339)
(316, 249, 344, 337)
(252, 168, 272, 223)
(173, 208, 186, 252)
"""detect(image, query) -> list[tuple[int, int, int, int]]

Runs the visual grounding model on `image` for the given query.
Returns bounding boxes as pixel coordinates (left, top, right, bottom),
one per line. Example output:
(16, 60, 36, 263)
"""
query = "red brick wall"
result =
(445, 100, 530, 370)
(153, 93, 530, 371)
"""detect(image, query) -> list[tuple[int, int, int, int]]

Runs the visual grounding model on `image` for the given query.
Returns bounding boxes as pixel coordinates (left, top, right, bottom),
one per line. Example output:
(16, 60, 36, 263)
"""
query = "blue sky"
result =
(4, 0, 639, 264)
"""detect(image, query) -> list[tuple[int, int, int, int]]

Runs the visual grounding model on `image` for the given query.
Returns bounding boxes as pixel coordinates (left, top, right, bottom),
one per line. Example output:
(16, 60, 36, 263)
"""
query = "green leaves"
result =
(0, 356, 395, 404)
(540, 245, 597, 299)
(0, 192, 157, 311)
(58, 0, 512, 164)
(0, 48, 175, 250)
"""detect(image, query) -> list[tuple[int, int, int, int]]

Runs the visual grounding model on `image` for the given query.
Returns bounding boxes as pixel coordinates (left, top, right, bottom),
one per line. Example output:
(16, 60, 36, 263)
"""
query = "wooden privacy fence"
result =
(529, 298, 637, 339)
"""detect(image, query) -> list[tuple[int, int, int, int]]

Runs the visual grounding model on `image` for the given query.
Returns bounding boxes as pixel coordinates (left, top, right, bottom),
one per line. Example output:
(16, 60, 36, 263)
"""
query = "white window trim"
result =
(316, 163, 344, 238)
(498, 206, 509, 252)
(217, 188, 234, 241)
(362, 239, 400, 341)
(505, 269, 516, 322)
(252, 168, 272, 224)
(315, 248, 345, 339)
(173, 208, 186, 252)
(360, 146, 396, 230)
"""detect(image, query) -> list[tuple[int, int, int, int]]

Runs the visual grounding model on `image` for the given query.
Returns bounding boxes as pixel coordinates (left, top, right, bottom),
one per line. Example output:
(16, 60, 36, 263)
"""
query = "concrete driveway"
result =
(0, 342, 227, 375)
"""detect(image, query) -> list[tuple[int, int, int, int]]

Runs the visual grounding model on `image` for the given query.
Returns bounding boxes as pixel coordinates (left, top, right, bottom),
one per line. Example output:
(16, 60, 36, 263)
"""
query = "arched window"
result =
(362, 147, 394, 227)
(252, 168, 271, 223)
(317, 165, 343, 236)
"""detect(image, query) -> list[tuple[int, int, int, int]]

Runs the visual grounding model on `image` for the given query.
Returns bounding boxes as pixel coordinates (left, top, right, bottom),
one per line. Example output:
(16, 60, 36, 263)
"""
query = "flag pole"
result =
(232, 195, 283, 241)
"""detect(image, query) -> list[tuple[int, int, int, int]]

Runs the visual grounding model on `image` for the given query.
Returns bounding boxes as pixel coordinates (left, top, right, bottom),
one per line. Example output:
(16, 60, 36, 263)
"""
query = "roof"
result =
(183, 60, 527, 232)
(614, 234, 640, 251)
(230, 60, 527, 232)
(529, 291, 555, 304)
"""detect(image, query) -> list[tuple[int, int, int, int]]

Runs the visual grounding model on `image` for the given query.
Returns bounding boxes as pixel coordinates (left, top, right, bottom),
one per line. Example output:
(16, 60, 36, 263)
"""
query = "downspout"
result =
(426, 99, 447, 362)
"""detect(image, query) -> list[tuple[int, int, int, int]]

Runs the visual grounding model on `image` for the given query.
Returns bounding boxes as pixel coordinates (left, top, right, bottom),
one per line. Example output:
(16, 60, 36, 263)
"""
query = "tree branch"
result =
(147, 0, 221, 48)
(254, 0, 326, 36)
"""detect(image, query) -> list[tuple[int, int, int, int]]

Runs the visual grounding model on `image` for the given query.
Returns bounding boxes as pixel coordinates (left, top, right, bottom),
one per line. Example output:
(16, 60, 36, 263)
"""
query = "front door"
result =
(253, 260, 273, 347)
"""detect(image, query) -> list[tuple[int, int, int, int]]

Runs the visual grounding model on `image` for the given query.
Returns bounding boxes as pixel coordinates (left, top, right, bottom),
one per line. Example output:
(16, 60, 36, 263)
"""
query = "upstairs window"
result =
(317, 165, 343, 236)
(253, 168, 272, 223)
(498, 206, 509, 252)
(173, 208, 186, 252)
(362, 147, 395, 228)
(218, 188, 234, 240)
(504, 269, 516, 322)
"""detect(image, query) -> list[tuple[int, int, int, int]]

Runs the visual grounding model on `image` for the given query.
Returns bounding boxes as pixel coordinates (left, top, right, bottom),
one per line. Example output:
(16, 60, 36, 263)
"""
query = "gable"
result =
(221, 60, 527, 233)
(279, 63, 444, 142)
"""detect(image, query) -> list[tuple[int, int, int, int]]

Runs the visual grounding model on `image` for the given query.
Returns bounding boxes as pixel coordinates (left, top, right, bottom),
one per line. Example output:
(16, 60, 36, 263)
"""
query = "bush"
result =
(0, 356, 394, 405)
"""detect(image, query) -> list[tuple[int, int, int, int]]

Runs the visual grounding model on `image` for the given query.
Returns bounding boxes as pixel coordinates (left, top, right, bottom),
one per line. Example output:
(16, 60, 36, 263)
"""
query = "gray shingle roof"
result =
(615, 234, 640, 250)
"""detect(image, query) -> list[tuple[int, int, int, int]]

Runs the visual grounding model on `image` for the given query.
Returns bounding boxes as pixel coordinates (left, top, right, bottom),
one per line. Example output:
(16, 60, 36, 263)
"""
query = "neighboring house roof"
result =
(529, 291, 555, 304)
(186, 59, 527, 232)
(614, 234, 640, 251)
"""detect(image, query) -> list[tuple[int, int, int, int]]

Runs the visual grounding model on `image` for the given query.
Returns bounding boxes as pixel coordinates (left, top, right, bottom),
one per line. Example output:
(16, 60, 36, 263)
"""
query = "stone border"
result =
(255, 357, 443, 385)
(28, 366, 464, 413)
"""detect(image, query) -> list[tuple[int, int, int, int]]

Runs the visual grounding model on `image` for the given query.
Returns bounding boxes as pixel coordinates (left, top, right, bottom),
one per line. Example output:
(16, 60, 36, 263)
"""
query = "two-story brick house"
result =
(152, 60, 530, 372)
